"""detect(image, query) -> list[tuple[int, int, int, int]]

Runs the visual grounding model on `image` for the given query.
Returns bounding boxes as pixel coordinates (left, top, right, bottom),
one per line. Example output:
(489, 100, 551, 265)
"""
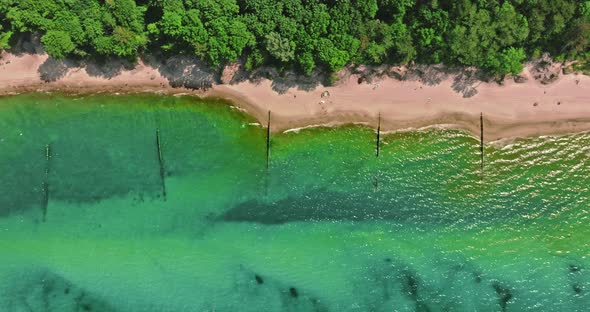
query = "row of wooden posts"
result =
(156, 129, 167, 201)
(39, 111, 485, 221)
(265, 111, 485, 165)
(39, 127, 169, 222)
(265, 111, 485, 192)
(41, 144, 51, 222)
(155, 110, 483, 198)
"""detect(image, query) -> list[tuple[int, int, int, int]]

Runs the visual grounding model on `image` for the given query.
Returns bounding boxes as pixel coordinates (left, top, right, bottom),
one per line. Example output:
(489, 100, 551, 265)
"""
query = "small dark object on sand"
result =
(557, 101, 561, 105)
(533, 102, 538, 107)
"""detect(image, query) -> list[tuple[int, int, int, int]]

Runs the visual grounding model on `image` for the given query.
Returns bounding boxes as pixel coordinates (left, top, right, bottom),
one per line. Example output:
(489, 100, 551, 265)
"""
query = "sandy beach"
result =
(1, 52, 589, 141)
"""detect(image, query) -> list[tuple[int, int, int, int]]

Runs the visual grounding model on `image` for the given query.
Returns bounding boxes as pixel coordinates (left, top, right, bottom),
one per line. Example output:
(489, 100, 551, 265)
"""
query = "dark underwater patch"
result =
(567, 262, 588, 298)
(221, 188, 447, 224)
(2, 268, 118, 312)
(492, 282, 513, 312)
(254, 274, 264, 285)
(232, 266, 328, 312)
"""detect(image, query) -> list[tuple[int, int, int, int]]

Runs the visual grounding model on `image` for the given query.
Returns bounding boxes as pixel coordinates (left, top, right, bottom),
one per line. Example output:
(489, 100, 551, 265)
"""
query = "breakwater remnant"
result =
(480, 112, 484, 171)
(155, 129, 167, 200)
(266, 111, 271, 170)
(373, 175, 379, 192)
(41, 143, 51, 222)
(374, 112, 382, 192)
(376, 113, 381, 158)
(265, 111, 272, 196)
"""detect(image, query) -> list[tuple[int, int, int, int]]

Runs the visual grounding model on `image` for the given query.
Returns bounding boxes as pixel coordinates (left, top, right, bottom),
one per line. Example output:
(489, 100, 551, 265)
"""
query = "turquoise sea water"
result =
(0, 93, 589, 311)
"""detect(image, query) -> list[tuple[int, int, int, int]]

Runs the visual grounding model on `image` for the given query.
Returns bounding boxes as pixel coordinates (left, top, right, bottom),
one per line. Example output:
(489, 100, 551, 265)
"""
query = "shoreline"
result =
(1, 52, 590, 141)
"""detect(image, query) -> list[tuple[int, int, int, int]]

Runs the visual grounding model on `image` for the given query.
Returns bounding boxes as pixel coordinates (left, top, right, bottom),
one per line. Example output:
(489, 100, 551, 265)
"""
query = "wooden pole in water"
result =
(376, 113, 381, 158)
(373, 175, 379, 192)
(42, 143, 51, 222)
(156, 129, 167, 200)
(374, 113, 381, 192)
(264, 111, 272, 196)
(266, 111, 271, 170)
(480, 112, 484, 171)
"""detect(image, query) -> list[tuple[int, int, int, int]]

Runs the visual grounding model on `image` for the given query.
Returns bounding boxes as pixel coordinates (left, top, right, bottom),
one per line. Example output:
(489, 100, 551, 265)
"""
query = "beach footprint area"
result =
(0, 94, 589, 311)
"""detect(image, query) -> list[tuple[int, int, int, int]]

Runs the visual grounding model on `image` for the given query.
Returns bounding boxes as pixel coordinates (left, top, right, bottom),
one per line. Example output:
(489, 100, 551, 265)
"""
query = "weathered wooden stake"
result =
(376, 113, 381, 157)
(266, 111, 271, 170)
(480, 112, 484, 171)
(42, 143, 51, 222)
(156, 129, 167, 200)
(264, 111, 272, 196)
(374, 113, 381, 192)
(373, 175, 379, 192)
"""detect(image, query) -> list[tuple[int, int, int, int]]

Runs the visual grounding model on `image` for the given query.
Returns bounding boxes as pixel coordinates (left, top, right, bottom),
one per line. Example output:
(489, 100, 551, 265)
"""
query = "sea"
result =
(0, 93, 588, 311)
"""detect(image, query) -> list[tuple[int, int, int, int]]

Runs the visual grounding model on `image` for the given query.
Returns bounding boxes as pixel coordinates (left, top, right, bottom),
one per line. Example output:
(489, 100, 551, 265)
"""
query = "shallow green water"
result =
(0, 93, 589, 311)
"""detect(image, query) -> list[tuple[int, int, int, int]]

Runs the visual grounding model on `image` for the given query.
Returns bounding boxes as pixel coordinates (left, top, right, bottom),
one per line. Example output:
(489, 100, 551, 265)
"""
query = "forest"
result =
(0, 0, 589, 77)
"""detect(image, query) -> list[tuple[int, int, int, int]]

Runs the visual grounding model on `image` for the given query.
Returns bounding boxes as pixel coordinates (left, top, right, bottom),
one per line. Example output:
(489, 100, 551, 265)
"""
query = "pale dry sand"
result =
(212, 69, 590, 142)
(0, 52, 170, 93)
(1, 52, 590, 141)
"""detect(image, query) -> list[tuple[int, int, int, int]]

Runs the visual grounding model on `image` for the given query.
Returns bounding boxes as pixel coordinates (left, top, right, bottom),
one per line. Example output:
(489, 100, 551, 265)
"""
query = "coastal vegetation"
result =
(0, 0, 589, 77)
